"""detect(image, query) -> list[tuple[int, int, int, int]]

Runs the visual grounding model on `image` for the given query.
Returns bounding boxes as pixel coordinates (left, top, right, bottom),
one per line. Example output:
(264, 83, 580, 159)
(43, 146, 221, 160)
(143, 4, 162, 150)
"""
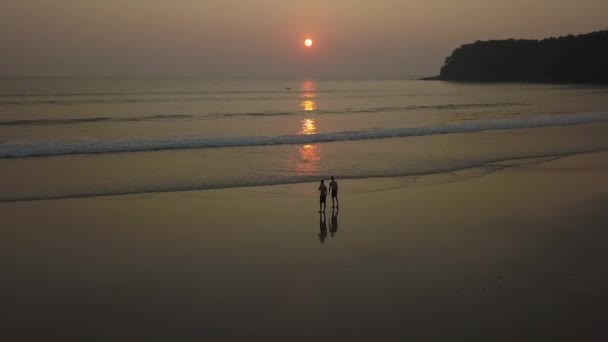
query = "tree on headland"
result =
(437, 30, 608, 83)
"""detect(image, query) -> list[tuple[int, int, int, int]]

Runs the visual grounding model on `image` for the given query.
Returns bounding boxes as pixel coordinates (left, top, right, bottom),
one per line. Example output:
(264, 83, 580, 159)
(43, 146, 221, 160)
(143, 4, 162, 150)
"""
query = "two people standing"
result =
(318, 176, 339, 213)
(318, 177, 340, 243)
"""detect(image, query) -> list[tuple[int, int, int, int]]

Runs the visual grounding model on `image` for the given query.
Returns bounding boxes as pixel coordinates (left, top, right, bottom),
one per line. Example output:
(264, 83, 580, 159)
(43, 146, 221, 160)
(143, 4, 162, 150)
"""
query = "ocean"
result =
(1, 78, 608, 202)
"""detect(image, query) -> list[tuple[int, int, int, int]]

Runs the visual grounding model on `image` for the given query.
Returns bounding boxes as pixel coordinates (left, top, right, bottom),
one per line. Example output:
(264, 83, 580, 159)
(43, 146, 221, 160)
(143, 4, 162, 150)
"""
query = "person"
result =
(318, 180, 327, 213)
(329, 176, 339, 208)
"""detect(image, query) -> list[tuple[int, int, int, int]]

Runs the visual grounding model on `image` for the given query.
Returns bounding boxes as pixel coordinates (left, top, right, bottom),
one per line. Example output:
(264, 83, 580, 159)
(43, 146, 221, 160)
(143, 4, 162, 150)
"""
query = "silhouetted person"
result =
(329, 176, 339, 208)
(318, 211, 327, 243)
(330, 207, 339, 237)
(318, 180, 327, 213)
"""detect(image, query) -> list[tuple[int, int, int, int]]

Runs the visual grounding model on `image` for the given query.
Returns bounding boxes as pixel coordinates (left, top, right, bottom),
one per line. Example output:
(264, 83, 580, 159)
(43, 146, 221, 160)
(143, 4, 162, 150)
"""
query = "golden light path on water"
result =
(301, 80, 317, 112)
(301, 118, 316, 135)
(302, 99, 316, 111)
(289, 80, 320, 175)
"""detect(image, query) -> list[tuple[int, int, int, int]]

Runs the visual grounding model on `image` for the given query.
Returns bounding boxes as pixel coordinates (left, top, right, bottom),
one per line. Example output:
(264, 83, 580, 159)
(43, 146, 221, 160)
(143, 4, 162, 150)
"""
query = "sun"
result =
(304, 39, 313, 47)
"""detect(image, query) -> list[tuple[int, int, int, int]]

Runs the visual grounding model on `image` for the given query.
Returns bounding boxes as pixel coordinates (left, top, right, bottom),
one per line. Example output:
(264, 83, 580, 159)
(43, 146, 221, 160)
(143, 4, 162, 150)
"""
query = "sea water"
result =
(1, 78, 607, 202)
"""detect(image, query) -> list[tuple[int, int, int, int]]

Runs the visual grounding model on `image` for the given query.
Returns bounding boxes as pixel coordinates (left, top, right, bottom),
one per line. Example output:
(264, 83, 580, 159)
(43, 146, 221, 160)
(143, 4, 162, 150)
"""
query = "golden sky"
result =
(1, 0, 606, 77)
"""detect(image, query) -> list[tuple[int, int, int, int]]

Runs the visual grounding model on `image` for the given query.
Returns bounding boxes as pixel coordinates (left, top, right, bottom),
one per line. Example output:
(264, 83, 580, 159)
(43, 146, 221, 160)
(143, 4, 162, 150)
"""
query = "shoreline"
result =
(2, 149, 607, 340)
(2, 147, 608, 204)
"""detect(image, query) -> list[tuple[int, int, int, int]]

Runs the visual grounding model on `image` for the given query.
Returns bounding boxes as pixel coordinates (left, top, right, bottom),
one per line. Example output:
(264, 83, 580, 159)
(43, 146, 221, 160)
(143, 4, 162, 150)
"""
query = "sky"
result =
(1, 0, 607, 78)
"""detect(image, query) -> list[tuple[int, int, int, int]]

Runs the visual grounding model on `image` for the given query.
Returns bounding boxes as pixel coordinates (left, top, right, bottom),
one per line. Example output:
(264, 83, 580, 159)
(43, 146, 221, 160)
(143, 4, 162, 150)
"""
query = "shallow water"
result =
(1, 78, 607, 201)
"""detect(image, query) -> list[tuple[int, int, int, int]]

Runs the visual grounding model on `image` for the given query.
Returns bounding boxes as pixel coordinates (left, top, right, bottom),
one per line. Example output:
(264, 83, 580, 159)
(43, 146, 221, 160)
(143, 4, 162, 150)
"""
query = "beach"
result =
(2, 150, 607, 341)
(3, 1, 608, 340)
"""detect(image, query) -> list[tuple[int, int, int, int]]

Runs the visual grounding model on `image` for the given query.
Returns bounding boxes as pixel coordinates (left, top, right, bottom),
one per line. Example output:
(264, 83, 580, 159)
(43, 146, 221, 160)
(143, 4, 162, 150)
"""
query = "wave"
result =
(0, 89, 383, 105)
(0, 96, 355, 106)
(0, 92, 465, 107)
(0, 98, 197, 106)
(1, 147, 606, 203)
(0, 114, 195, 126)
(314, 102, 524, 114)
(1, 112, 607, 159)
(0, 88, 378, 98)
(0, 102, 524, 127)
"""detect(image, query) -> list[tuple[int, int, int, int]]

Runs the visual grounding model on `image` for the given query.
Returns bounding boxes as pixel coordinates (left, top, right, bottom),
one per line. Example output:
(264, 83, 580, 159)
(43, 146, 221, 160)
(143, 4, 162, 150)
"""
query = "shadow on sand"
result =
(318, 207, 339, 244)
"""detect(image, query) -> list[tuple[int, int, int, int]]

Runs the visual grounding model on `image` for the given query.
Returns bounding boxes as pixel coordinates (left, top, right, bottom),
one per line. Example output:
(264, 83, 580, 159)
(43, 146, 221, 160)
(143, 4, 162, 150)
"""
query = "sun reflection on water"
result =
(289, 144, 321, 175)
(301, 80, 317, 112)
(302, 99, 317, 111)
(303, 80, 315, 92)
(289, 80, 321, 175)
(301, 118, 317, 135)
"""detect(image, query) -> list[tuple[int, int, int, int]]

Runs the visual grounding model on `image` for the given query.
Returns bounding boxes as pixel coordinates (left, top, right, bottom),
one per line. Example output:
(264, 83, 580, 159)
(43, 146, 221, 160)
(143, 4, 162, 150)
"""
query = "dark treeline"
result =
(437, 30, 608, 83)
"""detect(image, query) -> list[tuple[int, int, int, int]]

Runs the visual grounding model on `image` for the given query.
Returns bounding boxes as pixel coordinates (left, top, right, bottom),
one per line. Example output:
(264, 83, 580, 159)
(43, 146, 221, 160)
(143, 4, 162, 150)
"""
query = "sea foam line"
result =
(1, 147, 607, 203)
(0, 112, 607, 158)
(0, 102, 521, 126)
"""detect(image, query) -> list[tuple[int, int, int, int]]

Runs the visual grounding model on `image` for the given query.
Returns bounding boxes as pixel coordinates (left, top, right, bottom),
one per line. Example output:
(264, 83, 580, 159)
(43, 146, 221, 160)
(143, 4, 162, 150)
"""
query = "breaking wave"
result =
(1, 111, 606, 158)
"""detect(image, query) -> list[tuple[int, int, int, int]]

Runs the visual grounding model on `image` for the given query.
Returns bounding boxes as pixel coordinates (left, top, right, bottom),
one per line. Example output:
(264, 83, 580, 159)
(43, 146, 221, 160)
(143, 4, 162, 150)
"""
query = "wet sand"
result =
(1, 151, 608, 341)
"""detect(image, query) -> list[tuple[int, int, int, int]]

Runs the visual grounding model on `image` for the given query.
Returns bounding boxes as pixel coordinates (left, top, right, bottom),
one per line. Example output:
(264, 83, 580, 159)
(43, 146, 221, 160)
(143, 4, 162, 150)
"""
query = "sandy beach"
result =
(2, 150, 607, 341)
(3, 2, 608, 340)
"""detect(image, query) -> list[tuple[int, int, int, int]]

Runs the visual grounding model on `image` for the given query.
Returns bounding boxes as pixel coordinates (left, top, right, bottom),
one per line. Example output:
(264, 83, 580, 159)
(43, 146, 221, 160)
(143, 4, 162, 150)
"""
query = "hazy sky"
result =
(1, 0, 607, 77)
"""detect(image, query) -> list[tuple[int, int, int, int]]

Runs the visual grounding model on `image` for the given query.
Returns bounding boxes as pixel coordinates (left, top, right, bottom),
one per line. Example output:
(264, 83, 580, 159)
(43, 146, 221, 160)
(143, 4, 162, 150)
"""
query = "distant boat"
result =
(285, 87, 291, 90)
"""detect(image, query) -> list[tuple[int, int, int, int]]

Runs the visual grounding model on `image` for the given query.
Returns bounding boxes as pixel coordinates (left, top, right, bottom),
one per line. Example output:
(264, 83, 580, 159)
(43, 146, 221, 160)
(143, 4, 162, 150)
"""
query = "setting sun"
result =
(304, 39, 313, 47)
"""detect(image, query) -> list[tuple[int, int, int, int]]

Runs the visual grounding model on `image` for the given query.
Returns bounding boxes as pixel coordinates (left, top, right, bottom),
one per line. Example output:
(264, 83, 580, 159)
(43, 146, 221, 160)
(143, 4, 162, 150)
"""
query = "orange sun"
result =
(304, 39, 313, 47)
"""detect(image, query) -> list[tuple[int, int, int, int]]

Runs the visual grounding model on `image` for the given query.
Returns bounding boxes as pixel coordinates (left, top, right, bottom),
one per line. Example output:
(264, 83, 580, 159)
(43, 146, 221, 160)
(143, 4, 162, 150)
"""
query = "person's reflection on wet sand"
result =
(330, 207, 339, 237)
(318, 211, 327, 243)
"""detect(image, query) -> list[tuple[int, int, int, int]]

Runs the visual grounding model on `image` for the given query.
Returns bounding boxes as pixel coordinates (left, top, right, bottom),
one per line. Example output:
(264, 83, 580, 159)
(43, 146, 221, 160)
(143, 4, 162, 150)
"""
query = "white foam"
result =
(1, 112, 607, 158)
(2, 147, 607, 203)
